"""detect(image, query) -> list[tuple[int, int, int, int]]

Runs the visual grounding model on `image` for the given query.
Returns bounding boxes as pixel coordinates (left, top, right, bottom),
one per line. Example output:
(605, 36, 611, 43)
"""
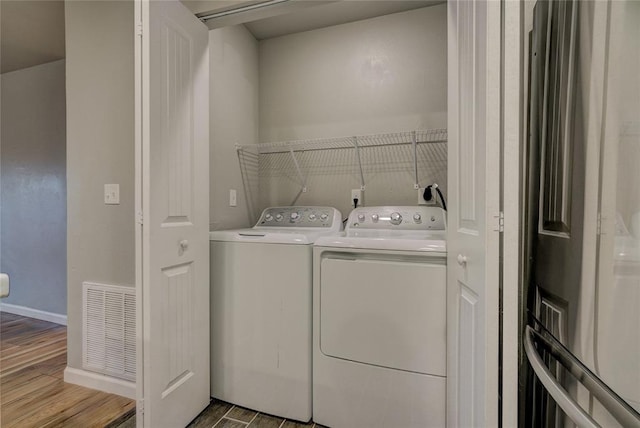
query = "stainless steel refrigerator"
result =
(521, 0, 640, 426)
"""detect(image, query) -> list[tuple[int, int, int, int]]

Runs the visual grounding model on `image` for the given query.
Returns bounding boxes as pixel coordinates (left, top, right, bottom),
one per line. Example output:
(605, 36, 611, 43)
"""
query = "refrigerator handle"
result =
(524, 326, 600, 428)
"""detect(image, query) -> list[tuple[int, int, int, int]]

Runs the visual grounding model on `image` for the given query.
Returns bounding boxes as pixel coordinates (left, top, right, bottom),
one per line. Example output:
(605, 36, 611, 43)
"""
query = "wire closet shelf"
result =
(235, 129, 448, 208)
(235, 129, 448, 155)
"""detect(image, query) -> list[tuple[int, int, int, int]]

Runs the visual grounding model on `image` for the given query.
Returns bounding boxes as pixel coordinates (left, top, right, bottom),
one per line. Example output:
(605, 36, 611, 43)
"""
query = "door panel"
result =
(457, 0, 482, 230)
(457, 284, 478, 428)
(447, 0, 501, 426)
(138, 1, 210, 427)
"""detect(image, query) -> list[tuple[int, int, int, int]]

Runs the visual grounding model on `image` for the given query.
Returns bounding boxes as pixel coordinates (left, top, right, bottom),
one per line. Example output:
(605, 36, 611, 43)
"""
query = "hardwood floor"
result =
(0, 312, 135, 427)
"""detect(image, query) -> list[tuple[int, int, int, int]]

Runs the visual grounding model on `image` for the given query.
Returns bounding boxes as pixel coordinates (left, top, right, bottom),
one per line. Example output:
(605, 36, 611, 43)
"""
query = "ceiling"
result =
(1, 0, 65, 74)
(0, 0, 441, 74)
(244, 1, 442, 40)
(184, 0, 443, 39)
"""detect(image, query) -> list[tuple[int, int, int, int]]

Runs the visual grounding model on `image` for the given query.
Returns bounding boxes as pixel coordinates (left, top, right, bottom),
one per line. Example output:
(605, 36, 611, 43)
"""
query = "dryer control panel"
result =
(347, 206, 446, 230)
(256, 206, 342, 229)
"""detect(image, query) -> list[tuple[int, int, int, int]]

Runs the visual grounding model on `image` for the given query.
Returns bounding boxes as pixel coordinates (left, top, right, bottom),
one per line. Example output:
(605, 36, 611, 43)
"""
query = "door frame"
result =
(502, 1, 524, 426)
(134, 0, 144, 424)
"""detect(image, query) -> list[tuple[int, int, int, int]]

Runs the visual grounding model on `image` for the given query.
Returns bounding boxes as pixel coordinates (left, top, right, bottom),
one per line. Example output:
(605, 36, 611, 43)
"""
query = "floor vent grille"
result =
(83, 282, 135, 382)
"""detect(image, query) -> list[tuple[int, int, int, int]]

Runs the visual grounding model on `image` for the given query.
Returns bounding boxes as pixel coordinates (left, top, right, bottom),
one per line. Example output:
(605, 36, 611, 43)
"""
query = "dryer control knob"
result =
(371, 214, 379, 222)
(390, 212, 403, 225)
(413, 213, 422, 223)
(290, 212, 300, 220)
(309, 213, 317, 221)
(357, 214, 365, 222)
(275, 214, 284, 222)
(320, 213, 328, 220)
(265, 214, 273, 222)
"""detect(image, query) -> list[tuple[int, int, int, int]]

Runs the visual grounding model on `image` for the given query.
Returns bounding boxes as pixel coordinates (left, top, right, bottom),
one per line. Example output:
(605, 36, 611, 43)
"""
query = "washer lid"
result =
(210, 228, 342, 244)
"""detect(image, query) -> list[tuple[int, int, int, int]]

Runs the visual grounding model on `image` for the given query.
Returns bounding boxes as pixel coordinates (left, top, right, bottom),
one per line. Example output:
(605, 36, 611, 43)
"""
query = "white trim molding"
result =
(0, 302, 67, 325)
(502, 0, 523, 426)
(64, 366, 136, 400)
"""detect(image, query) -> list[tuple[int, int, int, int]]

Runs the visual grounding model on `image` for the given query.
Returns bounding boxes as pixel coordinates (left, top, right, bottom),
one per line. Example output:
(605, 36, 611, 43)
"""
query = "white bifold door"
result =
(446, 0, 501, 426)
(135, 1, 210, 427)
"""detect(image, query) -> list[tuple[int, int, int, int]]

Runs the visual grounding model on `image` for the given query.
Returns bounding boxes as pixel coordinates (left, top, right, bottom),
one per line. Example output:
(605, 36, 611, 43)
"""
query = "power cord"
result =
(434, 186, 447, 211)
(423, 184, 447, 211)
(343, 198, 360, 226)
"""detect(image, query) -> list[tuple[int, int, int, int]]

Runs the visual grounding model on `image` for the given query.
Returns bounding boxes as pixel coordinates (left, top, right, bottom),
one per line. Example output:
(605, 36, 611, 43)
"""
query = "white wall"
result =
(255, 5, 447, 216)
(259, 5, 447, 142)
(65, 0, 135, 369)
(0, 60, 67, 316)
(209, 25, 260, 230)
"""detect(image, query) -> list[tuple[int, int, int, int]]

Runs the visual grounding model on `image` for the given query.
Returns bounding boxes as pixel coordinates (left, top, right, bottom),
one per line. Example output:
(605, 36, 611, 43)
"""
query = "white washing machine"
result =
(313, 206, 447, 428)
(209, 206, 342, 422)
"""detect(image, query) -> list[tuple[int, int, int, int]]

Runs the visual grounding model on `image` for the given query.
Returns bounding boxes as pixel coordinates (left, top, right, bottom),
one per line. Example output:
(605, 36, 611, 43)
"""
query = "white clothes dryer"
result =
(209, 206, 342, 422)
(313, 206, 447, 428)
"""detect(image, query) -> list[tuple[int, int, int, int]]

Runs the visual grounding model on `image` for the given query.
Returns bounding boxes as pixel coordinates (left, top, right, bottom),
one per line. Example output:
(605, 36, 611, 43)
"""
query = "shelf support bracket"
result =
(412, 130, 420, 189)
(352, 137, 366, 190)
(289, 148, 307, 193)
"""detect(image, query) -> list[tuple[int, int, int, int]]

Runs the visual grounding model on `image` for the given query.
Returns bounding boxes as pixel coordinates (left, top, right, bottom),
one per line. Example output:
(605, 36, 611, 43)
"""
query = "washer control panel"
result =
(256, 206, 342, 228)
(347, 206, 446, 230)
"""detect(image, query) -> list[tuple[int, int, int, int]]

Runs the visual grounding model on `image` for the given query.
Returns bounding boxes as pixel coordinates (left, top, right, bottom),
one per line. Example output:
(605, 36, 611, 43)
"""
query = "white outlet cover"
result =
(104, 184, 120, 205)
(0, 273, 9, 298)
(351, 189, 364, 207)
(418, 187, 436, 206)
(229, 189, 237, 207)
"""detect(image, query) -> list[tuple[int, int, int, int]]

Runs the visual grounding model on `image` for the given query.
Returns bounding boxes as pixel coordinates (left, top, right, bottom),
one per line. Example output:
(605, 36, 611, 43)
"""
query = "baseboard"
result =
(0, 302, 67, 325)
(64, 366, 136, 400)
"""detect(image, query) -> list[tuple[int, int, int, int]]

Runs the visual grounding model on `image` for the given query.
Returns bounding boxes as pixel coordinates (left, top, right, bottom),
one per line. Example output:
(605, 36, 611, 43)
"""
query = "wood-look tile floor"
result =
(0, 312, 135, 427)
(114, 399, 328, 428)
(188, 400, 329, 428)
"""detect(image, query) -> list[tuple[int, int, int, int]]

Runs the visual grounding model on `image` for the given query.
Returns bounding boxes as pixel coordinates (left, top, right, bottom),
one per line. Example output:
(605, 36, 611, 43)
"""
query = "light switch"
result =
(105, 184, 120, 204)
(229, 189, 237, 207)
(0, 273, 9, 298)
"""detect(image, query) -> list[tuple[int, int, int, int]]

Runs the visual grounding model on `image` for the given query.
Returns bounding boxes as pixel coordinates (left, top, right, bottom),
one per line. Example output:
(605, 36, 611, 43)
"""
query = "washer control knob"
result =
(431, 216, 436, 222)
(265, 214, 273, 222)
(309, 213, 317, 221)
(413, 213, 422, 223)
(290, 212, 300, 220)
(357, 214, 366, 222)
(320, 213, 328, 220)
(390, 212, 403, 225)
(275, 214, 284, 222)
(371, 214, 379, 222)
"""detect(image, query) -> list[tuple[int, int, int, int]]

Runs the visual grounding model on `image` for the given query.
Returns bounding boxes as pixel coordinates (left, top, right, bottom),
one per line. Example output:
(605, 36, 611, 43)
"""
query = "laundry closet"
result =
(202, 2, 450, 427)
(135, 1, 459, 426)
(206, 2, 448, 230)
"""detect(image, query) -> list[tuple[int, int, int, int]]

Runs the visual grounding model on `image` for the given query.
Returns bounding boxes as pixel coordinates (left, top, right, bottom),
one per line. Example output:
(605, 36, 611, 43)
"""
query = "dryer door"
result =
(319, 251, 446, 376)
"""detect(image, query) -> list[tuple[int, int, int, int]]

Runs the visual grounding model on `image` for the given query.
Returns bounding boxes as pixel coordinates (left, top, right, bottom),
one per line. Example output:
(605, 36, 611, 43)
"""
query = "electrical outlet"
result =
(229, 189, 237, 207)
(418, 187, 435, 205)
(104, 184, 120, 205)
(351, 189, 364, 207)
